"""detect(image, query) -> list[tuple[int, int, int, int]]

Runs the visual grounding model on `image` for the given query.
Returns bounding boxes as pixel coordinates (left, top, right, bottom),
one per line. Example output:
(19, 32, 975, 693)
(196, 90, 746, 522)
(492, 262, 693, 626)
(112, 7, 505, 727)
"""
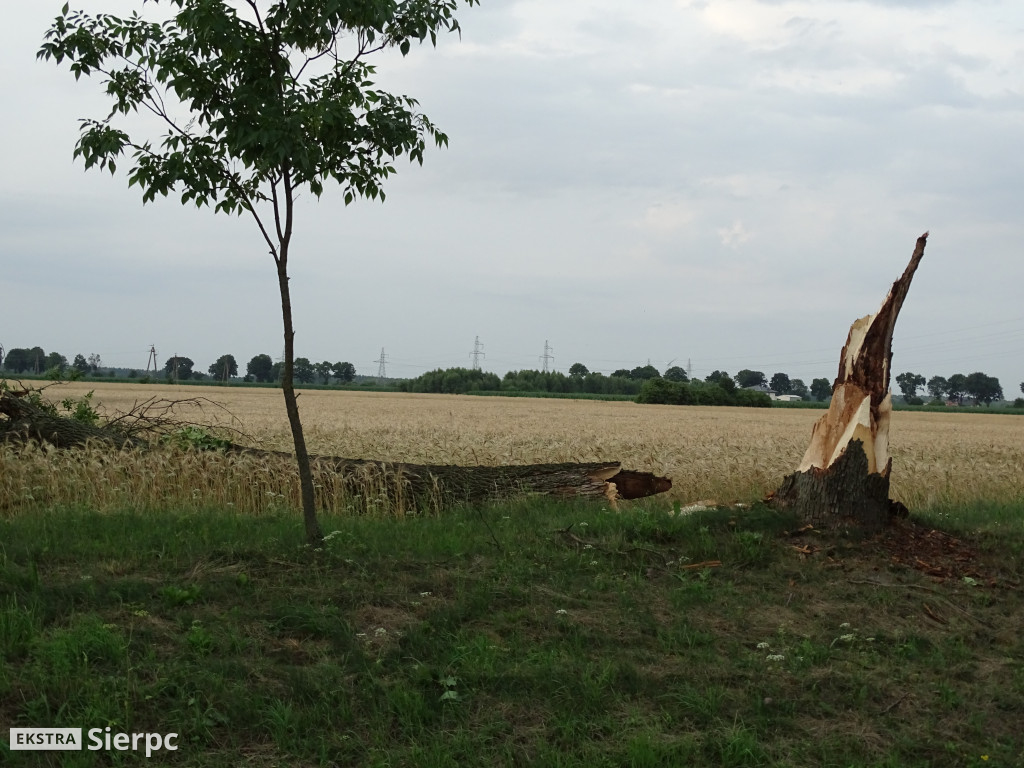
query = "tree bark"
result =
(0, 389, 672, 511)
(286, 452, 671, 512)
(274, 170, 323, 544)
(769, 232, 928, 531)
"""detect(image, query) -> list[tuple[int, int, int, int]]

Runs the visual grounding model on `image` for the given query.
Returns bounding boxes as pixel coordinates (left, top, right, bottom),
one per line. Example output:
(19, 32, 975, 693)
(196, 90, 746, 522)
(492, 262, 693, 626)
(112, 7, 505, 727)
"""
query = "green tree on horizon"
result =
(333, 361, 357, 383)
(246, 354, 274, 383)
(810, 377, 831, 402)
(770, 372, 791, 395)
(209, 354, 238, 381)
(734, 369, 766, 388)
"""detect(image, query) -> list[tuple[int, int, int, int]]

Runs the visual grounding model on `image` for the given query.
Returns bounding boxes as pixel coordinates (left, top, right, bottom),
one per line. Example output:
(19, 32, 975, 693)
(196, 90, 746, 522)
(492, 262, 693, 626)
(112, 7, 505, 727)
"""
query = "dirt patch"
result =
(787, 518, 1006, 584)
(871, 520, 988, 582)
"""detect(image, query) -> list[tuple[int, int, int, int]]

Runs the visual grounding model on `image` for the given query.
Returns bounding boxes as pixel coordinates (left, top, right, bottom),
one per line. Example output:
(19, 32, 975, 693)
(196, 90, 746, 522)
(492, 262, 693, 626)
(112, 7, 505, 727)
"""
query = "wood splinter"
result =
(768, 232, 929, 531)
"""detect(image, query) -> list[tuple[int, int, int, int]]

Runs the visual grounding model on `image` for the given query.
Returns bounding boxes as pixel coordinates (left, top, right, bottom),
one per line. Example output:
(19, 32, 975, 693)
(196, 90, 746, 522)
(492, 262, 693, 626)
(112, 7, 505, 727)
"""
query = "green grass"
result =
(1, 499, 1022, 767)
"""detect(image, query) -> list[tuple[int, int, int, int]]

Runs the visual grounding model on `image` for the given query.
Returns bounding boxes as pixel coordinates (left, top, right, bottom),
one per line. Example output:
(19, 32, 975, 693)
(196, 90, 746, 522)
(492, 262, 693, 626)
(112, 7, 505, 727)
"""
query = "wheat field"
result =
(2, 382, 1021, 516)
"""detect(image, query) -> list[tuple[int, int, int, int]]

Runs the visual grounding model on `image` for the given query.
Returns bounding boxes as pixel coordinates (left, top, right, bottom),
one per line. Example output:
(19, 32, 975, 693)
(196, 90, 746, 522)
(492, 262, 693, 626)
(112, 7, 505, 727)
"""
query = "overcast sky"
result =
(2, 1, 1022, 392)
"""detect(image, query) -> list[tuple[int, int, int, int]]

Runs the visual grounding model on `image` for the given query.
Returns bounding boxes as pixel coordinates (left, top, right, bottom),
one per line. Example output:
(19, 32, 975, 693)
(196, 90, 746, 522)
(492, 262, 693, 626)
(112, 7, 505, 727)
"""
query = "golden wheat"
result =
(1, 382, 1021, 517)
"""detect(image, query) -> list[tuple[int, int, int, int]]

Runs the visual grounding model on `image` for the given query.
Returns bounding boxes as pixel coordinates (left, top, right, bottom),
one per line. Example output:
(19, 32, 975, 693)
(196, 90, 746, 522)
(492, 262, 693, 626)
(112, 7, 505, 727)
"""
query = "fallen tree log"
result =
(0, 388, 672, 508)
(768, 232, 928, 530)
(0, 387, 146, 450)
(305, 453, 670, 509)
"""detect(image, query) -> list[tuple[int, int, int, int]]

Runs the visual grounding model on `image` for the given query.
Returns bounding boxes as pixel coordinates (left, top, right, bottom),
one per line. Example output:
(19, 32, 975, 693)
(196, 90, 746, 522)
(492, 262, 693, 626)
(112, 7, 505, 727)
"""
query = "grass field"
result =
(2, 381, 1023, 766)
(2, 381, 1022, 517)
(1, 499, 1022, 767)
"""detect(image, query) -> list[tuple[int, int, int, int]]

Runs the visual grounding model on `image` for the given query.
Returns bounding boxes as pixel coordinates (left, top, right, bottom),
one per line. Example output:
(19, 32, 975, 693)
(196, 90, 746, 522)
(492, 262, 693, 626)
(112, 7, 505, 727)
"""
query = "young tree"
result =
(247, 354, 274, 383)
(790, 378, 809, 399)
(209, 354, 238, 381)
(42, 0, 479, 543)
(72, 354, 91, 375)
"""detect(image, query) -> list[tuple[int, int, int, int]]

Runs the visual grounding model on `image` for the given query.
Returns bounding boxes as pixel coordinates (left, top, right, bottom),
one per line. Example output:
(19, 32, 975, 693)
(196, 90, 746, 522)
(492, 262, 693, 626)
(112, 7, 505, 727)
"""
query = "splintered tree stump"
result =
(770, 233, 928, 531)
(772, 439, 901, 530)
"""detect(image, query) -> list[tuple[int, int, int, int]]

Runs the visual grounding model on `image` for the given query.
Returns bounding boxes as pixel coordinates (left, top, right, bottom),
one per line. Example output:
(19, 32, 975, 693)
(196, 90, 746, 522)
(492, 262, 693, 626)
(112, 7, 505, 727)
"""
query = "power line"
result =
(540, 340, 554, 373)
(145, 345, 158, 375)
(469, 336, 485, 371)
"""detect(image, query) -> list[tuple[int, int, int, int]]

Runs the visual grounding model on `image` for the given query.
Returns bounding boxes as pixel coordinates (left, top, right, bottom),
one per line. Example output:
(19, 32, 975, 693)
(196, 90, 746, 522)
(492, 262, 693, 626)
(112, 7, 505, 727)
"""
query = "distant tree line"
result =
(1, 347, 112, 377)
(401, 364, 777, 407)
(162, 354, 358, 385)
(637, 377, 772, 407)
(1, 346, 358, 387)
(4, 345, 1016, 407)
(895, 371, 1006, 406)
(400, 367, 646, 396)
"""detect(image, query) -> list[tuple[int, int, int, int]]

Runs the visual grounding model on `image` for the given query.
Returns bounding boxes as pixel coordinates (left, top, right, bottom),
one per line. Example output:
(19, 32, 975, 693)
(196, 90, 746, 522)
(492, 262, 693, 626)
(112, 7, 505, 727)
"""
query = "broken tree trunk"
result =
(769, 232, 928, 531)
(0, 388, 147, 450)
(0, 388, 671, 509)
(315, 455, 670, 509)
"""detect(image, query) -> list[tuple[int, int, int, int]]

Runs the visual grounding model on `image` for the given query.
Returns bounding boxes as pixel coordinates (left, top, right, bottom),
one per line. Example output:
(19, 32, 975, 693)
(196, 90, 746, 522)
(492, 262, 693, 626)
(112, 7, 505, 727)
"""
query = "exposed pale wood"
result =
(770, 233, 928, 530)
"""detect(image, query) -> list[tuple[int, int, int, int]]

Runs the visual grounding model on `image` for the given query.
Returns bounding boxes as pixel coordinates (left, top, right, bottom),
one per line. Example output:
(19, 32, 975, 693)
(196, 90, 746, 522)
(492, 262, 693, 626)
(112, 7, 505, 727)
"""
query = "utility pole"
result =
(172, 353, 179, 384)
(145, 345, 158, 375)
(540, 340, 554, 373)
(469, 336, 485, 371)
(375, 348, 388, 384)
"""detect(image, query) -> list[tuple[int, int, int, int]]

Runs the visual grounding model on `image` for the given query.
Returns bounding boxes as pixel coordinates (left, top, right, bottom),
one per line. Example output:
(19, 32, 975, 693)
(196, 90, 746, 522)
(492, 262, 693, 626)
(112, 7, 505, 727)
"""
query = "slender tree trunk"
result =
(276, 240, 323, 544)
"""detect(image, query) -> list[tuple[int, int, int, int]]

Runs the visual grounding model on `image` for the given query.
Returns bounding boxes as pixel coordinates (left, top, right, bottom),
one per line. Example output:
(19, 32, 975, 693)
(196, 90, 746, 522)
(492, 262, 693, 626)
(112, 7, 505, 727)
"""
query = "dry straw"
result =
(1, 383, 1021, 518)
